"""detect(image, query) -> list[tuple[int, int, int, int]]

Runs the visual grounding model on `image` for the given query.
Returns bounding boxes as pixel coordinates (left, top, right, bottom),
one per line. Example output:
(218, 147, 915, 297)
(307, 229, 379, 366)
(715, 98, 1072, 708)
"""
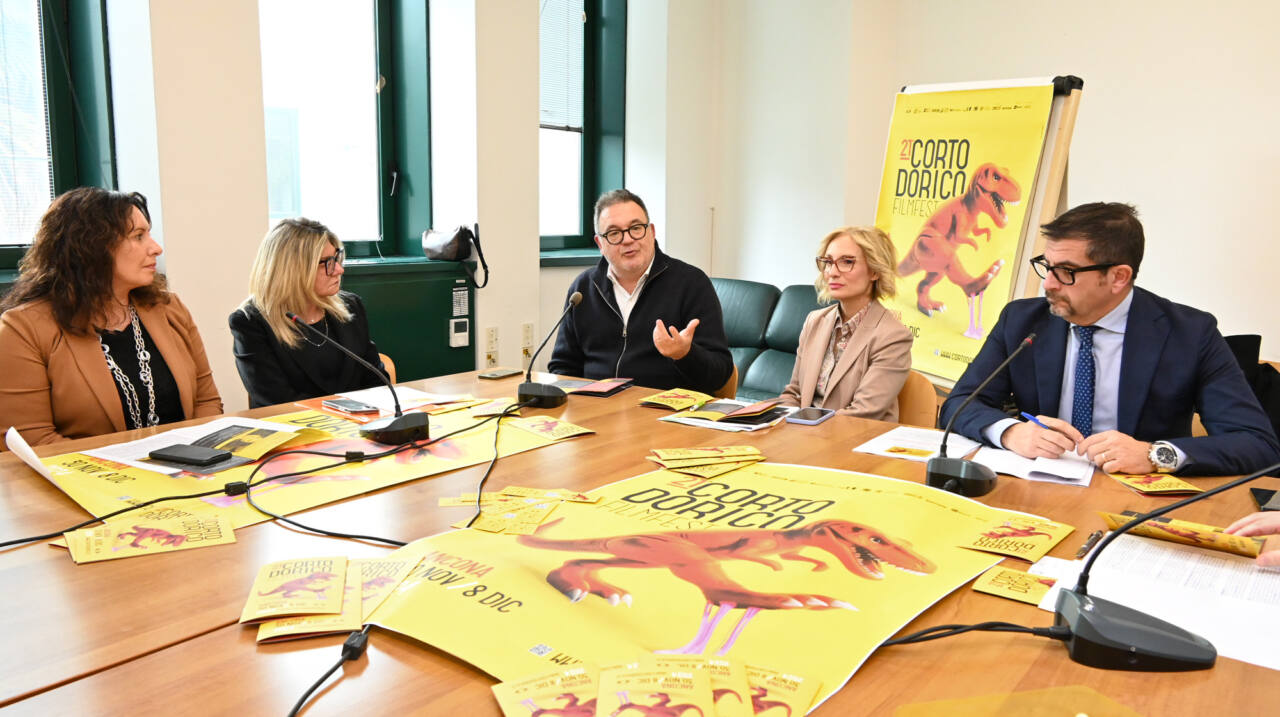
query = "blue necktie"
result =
(1072, 325, 1098, 436)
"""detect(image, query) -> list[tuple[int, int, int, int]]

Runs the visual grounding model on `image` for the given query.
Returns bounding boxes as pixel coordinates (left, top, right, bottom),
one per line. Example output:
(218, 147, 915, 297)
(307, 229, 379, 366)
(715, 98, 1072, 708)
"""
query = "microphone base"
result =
(925, 456, 997, 497)
(517, 382, 568, 408)
(1054, 588, 1215, 671)
(359, 412, 430, 446)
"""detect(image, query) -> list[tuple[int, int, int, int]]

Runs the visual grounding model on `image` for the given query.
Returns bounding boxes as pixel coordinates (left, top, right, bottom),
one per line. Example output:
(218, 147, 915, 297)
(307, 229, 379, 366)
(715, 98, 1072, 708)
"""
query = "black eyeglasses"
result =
(318, 247, 345, 276)
(1029, 254, 1117, 285)
(597, 223, 650, 245)
(815, 256, 858, 273)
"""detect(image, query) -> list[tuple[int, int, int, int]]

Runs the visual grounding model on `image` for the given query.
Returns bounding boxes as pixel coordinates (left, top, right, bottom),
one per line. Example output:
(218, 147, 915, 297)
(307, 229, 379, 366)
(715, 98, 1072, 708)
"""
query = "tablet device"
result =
(321, 398, 380, 414)
(147, 444, 232, 467)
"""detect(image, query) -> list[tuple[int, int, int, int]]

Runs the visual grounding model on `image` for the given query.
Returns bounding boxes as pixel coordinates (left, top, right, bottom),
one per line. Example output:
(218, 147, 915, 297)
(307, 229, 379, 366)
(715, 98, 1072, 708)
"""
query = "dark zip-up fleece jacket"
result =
(548, 248, 733, 394)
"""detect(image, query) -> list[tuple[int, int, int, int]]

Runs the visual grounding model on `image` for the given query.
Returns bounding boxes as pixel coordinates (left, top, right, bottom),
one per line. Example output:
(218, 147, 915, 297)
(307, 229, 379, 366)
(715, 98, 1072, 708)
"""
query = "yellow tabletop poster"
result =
(874, 83, 1055, 380)
(38, 410, 567, 530)
(368, 463, 1058, 710)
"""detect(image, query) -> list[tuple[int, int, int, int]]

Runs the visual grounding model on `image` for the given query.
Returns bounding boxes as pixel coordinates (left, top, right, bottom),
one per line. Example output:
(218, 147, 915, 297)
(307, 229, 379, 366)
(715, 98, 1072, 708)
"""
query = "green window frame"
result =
(539, 0, 626, 254)
(1, 0, 115, 273)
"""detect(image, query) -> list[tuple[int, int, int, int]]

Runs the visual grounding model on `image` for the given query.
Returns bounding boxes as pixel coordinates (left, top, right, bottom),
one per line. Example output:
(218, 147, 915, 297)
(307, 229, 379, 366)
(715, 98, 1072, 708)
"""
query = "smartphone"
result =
(478, 367, 523, 380)
(321, 398, 380, 414)
(785, 407, 837, 425)
(148, 444, 232, 467)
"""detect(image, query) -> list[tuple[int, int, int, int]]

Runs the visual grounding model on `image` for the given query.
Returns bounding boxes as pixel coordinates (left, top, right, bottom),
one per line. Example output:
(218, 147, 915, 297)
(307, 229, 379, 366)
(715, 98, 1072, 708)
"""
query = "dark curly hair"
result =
(0, 187, 169, 334)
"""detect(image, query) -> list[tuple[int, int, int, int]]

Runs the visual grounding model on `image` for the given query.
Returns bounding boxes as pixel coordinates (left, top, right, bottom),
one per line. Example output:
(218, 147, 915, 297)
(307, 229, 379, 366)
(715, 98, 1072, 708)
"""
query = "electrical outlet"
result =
(521, 323, 534, 346)
(484, 351, 498, 368)
(485, 327, 498, 352)
(522, 346, 532, 371)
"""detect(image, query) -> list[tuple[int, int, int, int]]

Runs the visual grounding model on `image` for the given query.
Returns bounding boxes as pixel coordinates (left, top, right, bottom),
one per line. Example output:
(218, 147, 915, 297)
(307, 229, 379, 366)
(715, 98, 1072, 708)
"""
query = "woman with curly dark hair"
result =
(0, 187, 223, 446)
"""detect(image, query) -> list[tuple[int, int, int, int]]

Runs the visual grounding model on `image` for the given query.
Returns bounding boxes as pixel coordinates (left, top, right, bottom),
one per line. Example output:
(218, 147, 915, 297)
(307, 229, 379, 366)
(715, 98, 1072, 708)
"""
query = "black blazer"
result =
(229, 292, 387, 408)
(939, 287, 1280, 476)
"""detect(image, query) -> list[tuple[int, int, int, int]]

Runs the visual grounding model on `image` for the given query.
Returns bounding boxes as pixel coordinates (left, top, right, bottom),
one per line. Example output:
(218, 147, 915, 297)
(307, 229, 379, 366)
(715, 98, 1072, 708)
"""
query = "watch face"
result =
(1155, 445, 1177, 466)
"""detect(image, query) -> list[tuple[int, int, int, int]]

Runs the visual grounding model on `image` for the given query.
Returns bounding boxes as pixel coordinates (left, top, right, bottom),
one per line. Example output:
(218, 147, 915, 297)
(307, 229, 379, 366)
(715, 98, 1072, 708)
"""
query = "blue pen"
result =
(1020, 411, 1051, 430)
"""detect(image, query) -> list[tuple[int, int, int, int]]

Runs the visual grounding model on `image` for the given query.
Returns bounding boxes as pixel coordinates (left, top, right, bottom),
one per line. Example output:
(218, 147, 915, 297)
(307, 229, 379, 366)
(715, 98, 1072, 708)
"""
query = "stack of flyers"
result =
(1098, 511, 1265, 558)
(647, 446, 765, 478)
(442, 484, 603, 535)
(491, 666, 599, 716)
(960, 516, 1075, 562)
(1108, 472, 1204, 496)
(506, 416, 595, 441)
(63, 513, 236, 564)
(744, 664, 822, 716)
(595, 661, 713, 717)
(239, 556, 347, 624)
(971, 566, 1058, 605)
(255, 555, 421, 642)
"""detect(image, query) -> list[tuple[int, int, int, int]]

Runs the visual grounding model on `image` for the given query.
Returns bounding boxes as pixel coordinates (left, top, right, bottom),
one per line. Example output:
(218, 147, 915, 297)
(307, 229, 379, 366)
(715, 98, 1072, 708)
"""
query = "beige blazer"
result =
(778, 301, 913, 421)
(0, 294, 223, 447)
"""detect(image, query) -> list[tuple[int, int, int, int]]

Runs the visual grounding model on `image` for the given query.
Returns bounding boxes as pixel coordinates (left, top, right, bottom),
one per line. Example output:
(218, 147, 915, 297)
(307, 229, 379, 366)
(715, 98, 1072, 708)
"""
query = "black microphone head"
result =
(568, 291, 583, 306)
(285, 311, 301, 323)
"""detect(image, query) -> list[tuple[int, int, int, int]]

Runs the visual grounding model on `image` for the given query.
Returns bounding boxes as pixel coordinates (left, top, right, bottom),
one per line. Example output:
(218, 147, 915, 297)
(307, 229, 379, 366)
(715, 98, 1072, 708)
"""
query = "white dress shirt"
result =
(607, 258, 655, 328)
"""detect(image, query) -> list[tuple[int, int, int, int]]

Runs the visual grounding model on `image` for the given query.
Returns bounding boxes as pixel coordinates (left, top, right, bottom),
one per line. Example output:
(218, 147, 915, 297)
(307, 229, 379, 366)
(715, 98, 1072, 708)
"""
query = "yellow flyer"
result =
(640, 390, 713, 412)
(354, 556, 422, 621)
(962, 516, 1074, 561)
(39, 410, 566, 531)
(652, 458, 765, 479)
(1098, 512, 1263, 558)
(874, 83, 1055, 380)
(64, 513, 236, 563)
(1109, 473, 1204, 496)
(650, 446, 761, 462)
(256, 569, 363, 643)
(595, 663, 713, 717)
(744, 664, 821, 717)
(971, 566, 1056, 605)
(239, 556, 347, 623)
(367, 463, 1057, 709)
(652, 656, 751, 717)
(507, 416, 594, 441)
(649, 455, 763, 469)
(502, 486, 600, 503)
(490, 665, 599, 717)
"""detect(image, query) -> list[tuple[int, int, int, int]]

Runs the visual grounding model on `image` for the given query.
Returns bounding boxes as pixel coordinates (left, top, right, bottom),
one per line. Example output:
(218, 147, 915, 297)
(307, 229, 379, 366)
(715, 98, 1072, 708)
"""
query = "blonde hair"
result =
(814, 226, 899, 304)
(239, 218, 352, 348)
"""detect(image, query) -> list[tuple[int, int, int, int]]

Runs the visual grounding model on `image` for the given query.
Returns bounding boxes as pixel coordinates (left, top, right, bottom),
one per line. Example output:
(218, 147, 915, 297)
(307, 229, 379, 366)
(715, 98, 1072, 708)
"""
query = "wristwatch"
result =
(1148, 441, 1179, 472)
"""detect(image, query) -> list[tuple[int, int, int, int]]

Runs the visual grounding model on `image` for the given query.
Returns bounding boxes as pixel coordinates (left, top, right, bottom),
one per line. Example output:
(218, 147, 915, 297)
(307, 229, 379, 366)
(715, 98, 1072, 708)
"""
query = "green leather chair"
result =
(737, 285, 822, 401)
(711, 278, 780, 386)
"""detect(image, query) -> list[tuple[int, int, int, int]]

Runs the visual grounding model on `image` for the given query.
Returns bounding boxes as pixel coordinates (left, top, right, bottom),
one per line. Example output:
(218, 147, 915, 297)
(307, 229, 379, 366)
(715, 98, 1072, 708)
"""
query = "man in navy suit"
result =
(941, 202, 1279, 476)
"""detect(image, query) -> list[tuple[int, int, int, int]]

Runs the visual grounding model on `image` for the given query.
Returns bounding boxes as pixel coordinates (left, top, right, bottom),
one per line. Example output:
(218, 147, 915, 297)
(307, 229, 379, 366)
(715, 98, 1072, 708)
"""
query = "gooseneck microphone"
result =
(1053, 459, 1280, 671)
(287, 312, 430, 445)
(518, 291, 583, 408)
(926, 333, 1036, 497)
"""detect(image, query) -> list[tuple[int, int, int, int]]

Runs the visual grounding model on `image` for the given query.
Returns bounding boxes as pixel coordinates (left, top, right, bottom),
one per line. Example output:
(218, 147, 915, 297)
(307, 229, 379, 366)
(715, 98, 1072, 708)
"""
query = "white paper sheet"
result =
(81, 417, 300, 475)
(972, 446, 1094, 486)
(852, 425, 981, 463)
(337, 385, 459, 413)
(1032, 534, 1280, 671)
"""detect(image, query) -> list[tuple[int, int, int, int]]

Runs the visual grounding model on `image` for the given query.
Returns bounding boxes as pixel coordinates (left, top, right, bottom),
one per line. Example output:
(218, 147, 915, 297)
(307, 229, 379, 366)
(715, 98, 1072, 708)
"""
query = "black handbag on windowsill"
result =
(422, 223, 489, 288)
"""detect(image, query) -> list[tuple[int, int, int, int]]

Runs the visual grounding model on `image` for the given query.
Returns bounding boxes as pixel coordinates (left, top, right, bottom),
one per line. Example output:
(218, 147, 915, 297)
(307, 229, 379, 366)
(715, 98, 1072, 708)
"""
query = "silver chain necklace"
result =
(99, 305, 160, 428)
(301, 314, 328, 347)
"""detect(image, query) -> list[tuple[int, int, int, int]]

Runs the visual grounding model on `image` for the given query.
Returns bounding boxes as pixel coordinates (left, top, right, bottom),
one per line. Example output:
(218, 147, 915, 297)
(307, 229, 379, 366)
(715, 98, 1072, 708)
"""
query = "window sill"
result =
(540, 248, 600, 268)
(343, 257, 470, 276)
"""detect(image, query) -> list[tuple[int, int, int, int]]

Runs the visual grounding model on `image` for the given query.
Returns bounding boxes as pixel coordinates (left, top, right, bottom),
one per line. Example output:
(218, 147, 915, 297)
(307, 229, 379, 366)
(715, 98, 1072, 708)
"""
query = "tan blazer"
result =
(778, 301, 912, 421)
(0, 294, 223, 447)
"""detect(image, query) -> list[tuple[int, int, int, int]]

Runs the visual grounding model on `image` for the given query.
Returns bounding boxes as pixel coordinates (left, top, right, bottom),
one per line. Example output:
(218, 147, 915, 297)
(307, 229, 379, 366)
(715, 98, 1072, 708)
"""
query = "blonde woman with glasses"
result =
(777, 226, 913, 420)
(229, 218, 387, 407)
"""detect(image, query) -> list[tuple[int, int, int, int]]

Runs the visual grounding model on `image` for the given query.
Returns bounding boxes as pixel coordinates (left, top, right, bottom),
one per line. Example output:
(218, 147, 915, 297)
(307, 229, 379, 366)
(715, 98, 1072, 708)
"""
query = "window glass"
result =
(259, 0, 379, 241)
(0, 1, 52, 246)
(539, 0, 585, 237)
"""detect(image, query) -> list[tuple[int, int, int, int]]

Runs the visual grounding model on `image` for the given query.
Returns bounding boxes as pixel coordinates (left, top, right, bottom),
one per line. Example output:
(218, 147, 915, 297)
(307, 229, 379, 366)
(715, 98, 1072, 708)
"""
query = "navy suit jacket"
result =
(939, 287, 1280, 476)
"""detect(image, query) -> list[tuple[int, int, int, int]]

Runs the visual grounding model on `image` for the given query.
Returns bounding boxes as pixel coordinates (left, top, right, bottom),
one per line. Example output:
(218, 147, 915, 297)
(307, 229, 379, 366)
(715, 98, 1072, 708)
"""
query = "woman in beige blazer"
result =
(0, 188, 222, 447)
(778, 226, 912, 421)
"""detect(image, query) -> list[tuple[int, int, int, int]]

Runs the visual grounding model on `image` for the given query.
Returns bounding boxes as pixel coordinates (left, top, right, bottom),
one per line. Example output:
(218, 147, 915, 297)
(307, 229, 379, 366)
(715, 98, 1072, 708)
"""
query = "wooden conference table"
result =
(0, 371, 1274, 715)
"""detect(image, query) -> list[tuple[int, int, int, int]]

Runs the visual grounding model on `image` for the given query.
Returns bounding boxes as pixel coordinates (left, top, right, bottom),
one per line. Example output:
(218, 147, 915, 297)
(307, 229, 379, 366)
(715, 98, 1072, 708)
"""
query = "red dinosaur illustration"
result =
(518, 519, 934, 655)
(1127, 474, 1165, 486)
(115, 526, 186, 549)
(712, 688, 742, 705)
(521, 693, 596, 717)
(610, 692, 703, 717)
(361, 575, 398, 601)
(750, 686, 790, 716)
(258, 571, 339, 598)
(897, 163, 1020, 338)
(981, 522, 1051, 540)
(1150, 523, 1210, 544)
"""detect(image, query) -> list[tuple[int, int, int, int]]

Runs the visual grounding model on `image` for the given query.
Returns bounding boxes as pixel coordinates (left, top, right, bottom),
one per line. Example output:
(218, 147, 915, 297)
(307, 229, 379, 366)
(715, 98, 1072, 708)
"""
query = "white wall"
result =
(144, 0, 269, 411)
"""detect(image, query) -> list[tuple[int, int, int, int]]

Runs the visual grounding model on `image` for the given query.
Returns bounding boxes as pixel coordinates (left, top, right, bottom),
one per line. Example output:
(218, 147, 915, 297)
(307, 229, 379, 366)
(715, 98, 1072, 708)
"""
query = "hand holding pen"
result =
(1001, 412, 1085, 459)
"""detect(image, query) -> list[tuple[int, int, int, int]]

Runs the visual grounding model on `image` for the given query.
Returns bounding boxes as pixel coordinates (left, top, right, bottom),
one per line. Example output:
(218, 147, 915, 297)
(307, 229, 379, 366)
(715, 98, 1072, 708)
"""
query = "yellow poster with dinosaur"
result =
(37, 410, 568, 530)
(367, 463, 1058, 711)
(874, 83, 1055, 380)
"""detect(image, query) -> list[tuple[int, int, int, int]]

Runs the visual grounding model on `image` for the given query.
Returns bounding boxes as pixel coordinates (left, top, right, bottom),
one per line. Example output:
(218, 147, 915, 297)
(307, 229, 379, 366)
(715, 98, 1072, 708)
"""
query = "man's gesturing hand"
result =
(653, 318, 700, 360)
